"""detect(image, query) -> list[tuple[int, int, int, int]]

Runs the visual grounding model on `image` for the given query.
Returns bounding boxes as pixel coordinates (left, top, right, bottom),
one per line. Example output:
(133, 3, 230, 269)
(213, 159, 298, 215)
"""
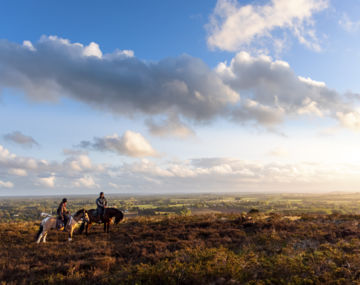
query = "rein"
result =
(66, 212, 86, 227)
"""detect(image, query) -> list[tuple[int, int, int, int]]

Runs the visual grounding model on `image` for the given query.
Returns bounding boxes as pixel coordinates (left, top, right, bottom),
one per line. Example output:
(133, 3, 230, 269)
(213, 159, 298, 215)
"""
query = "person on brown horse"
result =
(96, 192, 107, 221)
(57, 198, 69, 230)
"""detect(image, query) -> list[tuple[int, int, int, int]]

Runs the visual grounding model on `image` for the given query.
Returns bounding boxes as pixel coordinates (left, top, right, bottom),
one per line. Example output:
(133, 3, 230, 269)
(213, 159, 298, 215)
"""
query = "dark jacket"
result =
(96, 197, 107, 215)
(57, 202, 67, 219)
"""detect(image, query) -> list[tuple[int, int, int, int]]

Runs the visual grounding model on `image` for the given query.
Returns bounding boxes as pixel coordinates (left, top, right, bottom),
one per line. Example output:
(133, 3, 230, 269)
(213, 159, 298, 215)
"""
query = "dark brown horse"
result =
(79, 208, 124, 234)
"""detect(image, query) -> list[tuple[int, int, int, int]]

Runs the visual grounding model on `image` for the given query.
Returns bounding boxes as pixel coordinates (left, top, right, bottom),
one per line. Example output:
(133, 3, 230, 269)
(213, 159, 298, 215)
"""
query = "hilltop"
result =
(2, 213, 360, 284)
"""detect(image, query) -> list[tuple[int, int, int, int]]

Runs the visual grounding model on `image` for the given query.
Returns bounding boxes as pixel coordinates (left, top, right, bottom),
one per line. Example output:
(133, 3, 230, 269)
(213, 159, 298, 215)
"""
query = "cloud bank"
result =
(2, 143, 360, 193)
(0, 36, 359, 133)
(0, 36, 238, 127)
(215, 52, 359, 128)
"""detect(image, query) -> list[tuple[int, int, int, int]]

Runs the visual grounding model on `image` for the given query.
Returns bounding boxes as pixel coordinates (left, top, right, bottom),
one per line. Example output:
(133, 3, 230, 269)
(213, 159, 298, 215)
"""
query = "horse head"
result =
(74, 209, 90, 223)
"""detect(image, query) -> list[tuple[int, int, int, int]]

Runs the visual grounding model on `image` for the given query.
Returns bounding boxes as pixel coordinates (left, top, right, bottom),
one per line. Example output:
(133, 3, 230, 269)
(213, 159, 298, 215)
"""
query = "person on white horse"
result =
(57, 198, 69, 230)
(36, 202, 89, 243)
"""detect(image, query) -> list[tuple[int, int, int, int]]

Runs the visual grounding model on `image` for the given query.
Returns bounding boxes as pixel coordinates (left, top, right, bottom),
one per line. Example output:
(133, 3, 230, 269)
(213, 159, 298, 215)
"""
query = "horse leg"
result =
(36, 232, 43, 243)
(78, 222, 84, 235)
(107, 223, 110, 233)
(103, 221, 106, 233)
(36, 225, 44, 243)
(43, 232, 48, 243)
(86, 223, 92, 235)
(68, 228, 73, 242)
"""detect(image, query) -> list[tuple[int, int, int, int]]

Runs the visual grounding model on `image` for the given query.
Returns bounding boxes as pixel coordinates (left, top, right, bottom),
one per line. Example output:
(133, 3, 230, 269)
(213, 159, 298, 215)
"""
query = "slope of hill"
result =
(2, 213, 360, 284)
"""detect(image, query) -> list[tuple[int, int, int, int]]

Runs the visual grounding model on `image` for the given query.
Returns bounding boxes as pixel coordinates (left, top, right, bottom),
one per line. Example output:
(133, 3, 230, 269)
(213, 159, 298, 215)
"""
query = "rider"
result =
(96, 192, 107, 221)
(57, 198, 69, 229)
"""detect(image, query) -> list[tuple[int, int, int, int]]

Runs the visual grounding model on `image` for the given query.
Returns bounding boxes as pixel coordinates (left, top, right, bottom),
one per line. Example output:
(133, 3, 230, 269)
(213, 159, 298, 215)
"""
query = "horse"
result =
(35, 209, 89, 243)
(79, 208, 124, 234)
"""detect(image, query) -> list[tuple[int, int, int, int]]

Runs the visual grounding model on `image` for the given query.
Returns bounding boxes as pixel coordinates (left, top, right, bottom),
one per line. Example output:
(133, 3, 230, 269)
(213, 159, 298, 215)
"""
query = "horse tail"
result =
(35, 224, 43, 241)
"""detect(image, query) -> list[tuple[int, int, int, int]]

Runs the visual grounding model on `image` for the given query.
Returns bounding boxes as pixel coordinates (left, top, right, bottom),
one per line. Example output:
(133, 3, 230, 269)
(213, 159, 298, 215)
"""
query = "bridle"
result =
(81, 210, 90, 223)
(73, 210, 89, 224)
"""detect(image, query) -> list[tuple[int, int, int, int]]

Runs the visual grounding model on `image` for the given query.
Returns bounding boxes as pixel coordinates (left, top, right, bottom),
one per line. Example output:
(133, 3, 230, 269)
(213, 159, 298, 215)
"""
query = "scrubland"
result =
(2, 211, 360, 284)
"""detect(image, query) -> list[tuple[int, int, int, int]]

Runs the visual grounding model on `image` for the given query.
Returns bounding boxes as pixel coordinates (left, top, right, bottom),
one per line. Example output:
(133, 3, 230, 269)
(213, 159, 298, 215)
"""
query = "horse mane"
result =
(74, 209, 86, 216)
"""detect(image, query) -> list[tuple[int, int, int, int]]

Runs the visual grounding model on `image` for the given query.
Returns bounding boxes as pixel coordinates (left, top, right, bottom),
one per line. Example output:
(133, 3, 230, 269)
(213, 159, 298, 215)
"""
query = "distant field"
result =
(2, 192, 360, 222)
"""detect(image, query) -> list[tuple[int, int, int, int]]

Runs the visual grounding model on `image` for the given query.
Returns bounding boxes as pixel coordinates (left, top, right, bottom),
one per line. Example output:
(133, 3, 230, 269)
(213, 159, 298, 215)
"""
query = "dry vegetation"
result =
(2, 213, 360, 284)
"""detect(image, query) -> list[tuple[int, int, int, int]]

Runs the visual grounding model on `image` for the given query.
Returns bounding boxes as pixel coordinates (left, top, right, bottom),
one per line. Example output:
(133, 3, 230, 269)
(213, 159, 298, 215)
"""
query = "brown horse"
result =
(79, 208, 124, 234)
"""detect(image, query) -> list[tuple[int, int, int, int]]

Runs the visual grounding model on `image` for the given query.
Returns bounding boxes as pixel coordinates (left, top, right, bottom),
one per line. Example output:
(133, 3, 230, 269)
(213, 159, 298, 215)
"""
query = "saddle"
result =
(56, 218, 65, 230)
(91, 209, 103, 223)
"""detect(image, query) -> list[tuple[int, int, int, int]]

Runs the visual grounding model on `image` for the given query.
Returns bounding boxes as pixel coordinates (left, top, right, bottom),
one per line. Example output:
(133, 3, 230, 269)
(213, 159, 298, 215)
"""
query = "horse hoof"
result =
(68, 238, 72, 242)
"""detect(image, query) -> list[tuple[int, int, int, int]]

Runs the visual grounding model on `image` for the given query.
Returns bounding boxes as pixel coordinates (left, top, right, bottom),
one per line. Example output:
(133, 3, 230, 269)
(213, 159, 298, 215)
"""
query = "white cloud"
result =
(38, 175, 55, 188)
(8, 168, 28, 176)
(207, 0, 328, 52)
(104, 49, 134, 59)
(298, 76, 326, 87)
(74, 175, 98, 188)
(124, 159, 174, 177)
(83, 42, 103, 58)
(146, 113, 195, 138)
(65, 155, 93, 172)
(0, 180, 14, 188)
(336, 111, 360, 131)
(216, 52, 357, 128)
(0, 144, 44, 170)
(297, 98, 323, 117)
(22, 40, 35, 51)
(80, 131, 158, 157)
(339, 14, 360, 33)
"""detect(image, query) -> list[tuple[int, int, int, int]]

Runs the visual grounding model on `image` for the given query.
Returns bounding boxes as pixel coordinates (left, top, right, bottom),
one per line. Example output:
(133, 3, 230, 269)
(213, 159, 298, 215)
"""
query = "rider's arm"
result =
(60, 205, 64, 219)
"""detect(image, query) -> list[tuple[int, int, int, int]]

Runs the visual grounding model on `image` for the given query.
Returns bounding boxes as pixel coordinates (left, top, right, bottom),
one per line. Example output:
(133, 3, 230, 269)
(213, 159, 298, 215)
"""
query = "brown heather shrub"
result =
(3, 214, 360, 284)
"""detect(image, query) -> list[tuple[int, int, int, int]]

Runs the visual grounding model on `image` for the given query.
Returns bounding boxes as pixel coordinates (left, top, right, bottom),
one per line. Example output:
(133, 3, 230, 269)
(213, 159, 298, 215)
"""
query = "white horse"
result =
(36, 209, 89, 243)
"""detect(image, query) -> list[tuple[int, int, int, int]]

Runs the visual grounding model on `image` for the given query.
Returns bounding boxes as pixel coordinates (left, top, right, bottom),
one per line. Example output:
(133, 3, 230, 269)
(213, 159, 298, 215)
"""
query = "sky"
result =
(2, 0, 360, 195)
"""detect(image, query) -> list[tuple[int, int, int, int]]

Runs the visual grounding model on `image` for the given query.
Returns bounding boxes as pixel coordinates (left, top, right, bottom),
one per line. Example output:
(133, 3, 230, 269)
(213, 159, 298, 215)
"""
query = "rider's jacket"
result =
(57, 202, 67, 220)
(96, 197, 107, 210)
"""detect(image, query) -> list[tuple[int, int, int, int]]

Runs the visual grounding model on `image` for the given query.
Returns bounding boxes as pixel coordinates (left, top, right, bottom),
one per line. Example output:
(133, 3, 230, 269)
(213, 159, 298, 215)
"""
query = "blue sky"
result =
(0, 1, 219, 61)
(2, 0, 360, 195)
